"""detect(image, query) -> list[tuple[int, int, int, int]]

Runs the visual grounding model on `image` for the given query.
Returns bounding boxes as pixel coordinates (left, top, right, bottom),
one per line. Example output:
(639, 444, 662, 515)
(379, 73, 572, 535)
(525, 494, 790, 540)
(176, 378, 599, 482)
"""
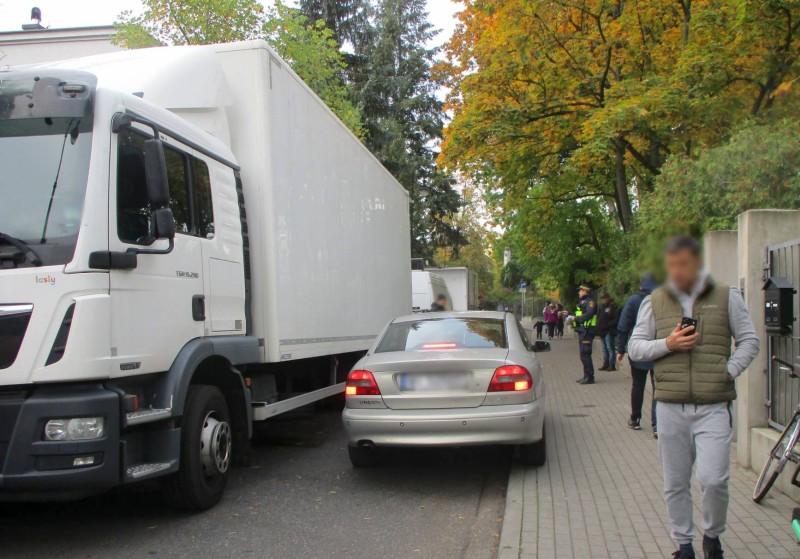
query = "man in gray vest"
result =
(628, 236, 759, 559)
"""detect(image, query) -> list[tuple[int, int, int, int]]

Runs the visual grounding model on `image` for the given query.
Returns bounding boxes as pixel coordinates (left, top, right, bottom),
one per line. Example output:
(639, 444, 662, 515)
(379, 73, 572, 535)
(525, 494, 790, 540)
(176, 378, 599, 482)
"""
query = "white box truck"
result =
(432, 267, 478, 311)
(0, 41, 410, 509)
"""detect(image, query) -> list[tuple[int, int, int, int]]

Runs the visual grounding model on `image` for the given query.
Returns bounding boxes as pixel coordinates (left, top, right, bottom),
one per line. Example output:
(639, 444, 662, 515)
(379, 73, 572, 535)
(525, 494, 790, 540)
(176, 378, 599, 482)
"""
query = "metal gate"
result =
(766, 238, 800, 429)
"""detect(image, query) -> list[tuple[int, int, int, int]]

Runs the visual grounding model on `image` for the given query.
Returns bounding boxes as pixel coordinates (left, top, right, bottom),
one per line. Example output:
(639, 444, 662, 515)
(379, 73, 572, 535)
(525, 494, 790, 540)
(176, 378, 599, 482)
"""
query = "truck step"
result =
(252, 383, 344, 421)
(126, 462, 173, 481)
(125, 407, 171, 426)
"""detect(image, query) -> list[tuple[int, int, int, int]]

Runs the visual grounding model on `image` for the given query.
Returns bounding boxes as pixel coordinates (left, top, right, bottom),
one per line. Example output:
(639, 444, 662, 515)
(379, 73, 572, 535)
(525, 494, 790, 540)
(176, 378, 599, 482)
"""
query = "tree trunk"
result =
(612, 138, 633, 232)
(679, 0, 692, 46)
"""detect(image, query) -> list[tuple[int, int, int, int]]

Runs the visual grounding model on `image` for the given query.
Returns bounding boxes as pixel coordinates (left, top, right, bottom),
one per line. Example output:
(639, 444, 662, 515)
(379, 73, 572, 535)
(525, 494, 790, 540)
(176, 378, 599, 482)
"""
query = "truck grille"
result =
(0, 304, 33, 369)
(0, 390, 25, 469)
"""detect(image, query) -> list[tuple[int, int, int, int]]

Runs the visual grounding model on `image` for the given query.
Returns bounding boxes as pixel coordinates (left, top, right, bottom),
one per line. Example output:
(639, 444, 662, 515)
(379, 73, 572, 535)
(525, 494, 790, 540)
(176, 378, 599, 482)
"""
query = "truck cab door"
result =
(190, 157, 246, 335)
(108, 126, 205, 376)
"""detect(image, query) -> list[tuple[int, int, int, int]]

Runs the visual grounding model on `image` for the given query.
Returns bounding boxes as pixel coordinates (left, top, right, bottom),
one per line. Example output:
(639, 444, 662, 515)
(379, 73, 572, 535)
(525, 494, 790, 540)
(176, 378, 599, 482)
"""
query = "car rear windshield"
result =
(375, 317, 507, 353)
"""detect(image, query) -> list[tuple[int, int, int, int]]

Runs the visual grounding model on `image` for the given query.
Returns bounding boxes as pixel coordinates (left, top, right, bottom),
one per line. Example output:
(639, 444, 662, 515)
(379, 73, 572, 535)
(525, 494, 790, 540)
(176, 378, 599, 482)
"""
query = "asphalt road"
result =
(0, 403, 510, 559)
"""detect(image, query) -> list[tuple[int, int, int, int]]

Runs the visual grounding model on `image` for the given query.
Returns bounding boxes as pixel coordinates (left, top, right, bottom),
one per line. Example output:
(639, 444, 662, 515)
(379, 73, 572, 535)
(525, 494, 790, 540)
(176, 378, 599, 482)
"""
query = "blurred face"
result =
(665, 249, 702, 293)
(601, 296, 610, 305)
(578, 288, 588, 298)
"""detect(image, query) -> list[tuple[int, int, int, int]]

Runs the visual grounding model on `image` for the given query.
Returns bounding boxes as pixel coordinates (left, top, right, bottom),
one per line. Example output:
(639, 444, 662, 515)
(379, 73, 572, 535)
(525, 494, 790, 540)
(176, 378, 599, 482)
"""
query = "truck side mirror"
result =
(143, 139, 170, 208)
(152, 208, 175, 240)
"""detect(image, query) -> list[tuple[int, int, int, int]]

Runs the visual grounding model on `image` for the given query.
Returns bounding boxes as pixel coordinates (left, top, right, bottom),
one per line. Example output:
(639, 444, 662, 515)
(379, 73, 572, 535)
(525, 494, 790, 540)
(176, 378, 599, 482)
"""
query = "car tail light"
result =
(345, 370, 381, 396)
(489, 365, 533, 392)
(422, 342, 458, 350)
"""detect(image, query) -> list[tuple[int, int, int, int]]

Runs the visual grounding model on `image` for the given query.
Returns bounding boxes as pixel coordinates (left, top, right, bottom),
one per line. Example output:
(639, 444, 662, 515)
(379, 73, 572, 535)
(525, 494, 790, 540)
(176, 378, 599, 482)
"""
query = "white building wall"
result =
(0, 26, 122, 67)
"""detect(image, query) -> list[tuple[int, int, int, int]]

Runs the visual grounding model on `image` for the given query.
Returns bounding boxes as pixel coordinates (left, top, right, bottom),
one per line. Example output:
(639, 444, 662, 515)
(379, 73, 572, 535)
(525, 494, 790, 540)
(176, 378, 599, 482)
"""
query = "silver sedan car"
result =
(342, 311, 549, 467)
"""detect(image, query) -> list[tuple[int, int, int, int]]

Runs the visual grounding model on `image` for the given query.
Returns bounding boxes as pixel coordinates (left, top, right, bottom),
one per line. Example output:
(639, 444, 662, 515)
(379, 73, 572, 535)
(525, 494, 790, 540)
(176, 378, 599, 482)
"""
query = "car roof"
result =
(391, 311, 509, 324)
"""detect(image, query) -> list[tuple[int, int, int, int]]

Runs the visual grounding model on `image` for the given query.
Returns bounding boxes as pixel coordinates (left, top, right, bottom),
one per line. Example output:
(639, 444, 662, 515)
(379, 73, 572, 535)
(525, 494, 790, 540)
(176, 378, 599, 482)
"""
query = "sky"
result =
(0, 0, 463, 48)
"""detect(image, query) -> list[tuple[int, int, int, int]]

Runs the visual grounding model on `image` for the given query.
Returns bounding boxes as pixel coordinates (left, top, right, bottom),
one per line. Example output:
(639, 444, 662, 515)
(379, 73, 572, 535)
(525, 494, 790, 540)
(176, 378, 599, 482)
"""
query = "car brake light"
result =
(489, 365, 533, 392)
(422, 342, 457, 349)
(345, 370, 381, 396)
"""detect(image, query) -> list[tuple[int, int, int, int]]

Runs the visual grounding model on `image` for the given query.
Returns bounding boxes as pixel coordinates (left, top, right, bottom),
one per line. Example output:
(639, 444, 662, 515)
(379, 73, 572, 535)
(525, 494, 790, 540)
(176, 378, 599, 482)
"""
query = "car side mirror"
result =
(152, 207, 175, 240)
(533, 341, 551, 352)
(143, 139, 170, 208)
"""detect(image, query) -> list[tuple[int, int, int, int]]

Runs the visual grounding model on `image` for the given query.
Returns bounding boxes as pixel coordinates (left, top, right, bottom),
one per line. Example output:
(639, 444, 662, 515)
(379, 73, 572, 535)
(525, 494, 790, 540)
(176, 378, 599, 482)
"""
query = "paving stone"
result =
(498, 335, 799, 558)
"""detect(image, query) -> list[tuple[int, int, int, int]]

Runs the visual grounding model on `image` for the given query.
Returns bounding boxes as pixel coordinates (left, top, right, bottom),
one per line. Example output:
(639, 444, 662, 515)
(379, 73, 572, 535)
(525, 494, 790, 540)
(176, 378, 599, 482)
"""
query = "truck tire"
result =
(518, 427, 547, 467)
(348, 444, 381, 468)
(164, 385, 232, 510)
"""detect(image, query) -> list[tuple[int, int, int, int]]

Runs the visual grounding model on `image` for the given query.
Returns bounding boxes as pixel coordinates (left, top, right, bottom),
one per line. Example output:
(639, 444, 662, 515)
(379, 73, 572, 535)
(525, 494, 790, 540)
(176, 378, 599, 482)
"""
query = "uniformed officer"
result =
(574, 284, 598, 385)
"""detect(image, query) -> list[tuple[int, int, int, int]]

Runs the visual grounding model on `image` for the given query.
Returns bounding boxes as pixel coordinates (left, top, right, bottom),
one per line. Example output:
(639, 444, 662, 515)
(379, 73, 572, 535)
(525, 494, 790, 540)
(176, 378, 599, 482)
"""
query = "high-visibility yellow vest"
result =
(575, 304, 597, 327)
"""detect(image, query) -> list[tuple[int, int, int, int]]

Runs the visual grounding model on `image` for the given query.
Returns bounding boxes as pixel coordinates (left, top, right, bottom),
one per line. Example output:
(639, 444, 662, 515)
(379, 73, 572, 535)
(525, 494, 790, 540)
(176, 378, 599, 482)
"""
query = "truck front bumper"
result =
(0, 383, 120, 499)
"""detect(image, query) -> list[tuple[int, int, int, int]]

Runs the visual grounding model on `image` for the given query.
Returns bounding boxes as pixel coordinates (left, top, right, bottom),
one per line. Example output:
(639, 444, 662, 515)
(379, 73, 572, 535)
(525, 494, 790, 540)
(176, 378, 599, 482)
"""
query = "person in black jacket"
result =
(615, 273, 659, 435)
(597, 293, 620, 371)
(430, 294, 448, 312)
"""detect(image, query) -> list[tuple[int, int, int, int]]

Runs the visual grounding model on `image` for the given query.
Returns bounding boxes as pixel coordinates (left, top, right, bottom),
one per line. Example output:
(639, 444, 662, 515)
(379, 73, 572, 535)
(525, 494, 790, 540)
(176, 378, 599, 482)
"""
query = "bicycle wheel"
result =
(753, 413, 800, 503)
(753, 453, 786, 503)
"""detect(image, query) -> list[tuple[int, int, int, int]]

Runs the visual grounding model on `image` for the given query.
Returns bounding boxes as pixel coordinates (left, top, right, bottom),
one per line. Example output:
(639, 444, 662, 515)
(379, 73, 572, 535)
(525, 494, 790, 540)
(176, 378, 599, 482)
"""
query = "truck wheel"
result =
(518, 427, 547, 467)
(348, 444, 381, 468)
(164, 385, 232, 510)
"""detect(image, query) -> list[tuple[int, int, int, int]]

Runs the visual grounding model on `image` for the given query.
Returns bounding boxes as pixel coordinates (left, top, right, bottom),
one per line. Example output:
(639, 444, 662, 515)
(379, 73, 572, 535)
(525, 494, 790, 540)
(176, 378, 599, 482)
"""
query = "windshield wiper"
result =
(0, 232, 42, 266)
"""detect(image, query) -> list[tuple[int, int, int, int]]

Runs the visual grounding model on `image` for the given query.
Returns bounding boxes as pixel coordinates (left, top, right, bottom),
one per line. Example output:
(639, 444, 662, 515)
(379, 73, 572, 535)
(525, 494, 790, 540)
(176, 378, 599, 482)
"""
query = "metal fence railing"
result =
(767, 239, 800, 429)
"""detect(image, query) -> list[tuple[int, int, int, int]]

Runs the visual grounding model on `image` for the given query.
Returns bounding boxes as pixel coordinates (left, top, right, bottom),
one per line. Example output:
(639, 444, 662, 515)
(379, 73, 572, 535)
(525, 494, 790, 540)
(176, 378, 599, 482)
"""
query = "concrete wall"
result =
(704, 230, 741, 441)
(735, 210, 800, 471)
(704, 230, 739, 287)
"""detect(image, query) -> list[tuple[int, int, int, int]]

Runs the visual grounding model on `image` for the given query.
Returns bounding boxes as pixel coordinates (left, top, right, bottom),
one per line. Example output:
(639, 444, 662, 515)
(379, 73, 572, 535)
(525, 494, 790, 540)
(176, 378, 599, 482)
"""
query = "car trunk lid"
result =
(366, 349, 509, 410)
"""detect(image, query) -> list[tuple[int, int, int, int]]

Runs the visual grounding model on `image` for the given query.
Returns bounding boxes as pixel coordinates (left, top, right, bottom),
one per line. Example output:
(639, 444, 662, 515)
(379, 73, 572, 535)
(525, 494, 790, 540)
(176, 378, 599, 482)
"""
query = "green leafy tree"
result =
(115, 0, 265, 45)
(355, 0, 463, 259)
(440, 0, 800, 298)
(641, 118, 800, 234)
(264, 4, 364, 137)
(114, 0, 364, 137)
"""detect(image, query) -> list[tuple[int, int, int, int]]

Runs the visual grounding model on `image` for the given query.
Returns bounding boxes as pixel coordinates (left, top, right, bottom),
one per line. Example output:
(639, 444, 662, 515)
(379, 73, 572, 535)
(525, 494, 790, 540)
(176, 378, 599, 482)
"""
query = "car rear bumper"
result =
(342, 399, 545, 447)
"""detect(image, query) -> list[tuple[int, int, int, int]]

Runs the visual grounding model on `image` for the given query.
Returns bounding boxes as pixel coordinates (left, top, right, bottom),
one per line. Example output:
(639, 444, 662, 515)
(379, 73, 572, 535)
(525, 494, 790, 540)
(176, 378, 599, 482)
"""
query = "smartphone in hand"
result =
(681, 317, 698, 332)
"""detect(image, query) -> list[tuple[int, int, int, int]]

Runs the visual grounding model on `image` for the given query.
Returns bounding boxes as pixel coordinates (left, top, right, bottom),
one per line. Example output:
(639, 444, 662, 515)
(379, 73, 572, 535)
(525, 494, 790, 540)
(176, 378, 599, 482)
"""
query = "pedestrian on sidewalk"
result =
(534, 320, 544, 340)
(616, 273, 659, 435)
(597, 293, 619, 371)
(628, 236, 760, 559)
(573, 284, 597, 385)
(555, 303, 565, 339)
(544, 304, 558, 339)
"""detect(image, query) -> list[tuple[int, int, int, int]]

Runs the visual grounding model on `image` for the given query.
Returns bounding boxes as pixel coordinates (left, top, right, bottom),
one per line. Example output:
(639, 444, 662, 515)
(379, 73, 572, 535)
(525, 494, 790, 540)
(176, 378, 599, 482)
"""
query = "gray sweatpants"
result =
(657, 401, 733, 544)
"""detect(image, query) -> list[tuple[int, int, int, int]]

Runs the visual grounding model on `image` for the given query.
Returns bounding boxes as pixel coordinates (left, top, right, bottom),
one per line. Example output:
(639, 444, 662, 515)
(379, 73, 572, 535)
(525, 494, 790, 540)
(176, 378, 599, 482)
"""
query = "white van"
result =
(411, 271, 452, 312)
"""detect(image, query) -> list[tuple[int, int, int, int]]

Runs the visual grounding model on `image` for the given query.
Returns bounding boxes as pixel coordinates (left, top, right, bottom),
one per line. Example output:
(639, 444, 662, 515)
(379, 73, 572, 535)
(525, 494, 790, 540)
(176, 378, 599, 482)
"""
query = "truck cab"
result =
(0, 68, 254, 507)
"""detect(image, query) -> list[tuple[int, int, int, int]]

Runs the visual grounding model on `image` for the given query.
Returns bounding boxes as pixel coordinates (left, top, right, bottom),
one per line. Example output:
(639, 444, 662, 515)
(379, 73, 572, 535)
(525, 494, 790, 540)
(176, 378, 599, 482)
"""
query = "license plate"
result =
(398, 373, 470, 392)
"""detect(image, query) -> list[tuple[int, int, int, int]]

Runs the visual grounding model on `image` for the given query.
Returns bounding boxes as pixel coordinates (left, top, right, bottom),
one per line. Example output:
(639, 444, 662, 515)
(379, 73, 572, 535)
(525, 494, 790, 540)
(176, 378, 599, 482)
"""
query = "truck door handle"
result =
(192, 295, 205, 321)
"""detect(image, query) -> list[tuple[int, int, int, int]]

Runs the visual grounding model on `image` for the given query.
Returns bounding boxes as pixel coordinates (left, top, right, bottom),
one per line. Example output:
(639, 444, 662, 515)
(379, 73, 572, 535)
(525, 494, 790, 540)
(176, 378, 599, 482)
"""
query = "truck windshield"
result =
(0, 117, 93, 267)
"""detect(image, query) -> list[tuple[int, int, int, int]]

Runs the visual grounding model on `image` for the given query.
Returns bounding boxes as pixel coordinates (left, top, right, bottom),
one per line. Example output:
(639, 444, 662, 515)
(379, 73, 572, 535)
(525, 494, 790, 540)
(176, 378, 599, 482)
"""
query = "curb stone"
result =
(498, 464, 525, 559)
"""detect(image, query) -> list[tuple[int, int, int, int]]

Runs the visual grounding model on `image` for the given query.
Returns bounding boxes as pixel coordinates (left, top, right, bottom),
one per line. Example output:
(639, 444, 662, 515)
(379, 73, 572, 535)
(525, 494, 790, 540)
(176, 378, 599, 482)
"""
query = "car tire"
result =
(518, 427, 547, 467)
(348, 444, 381, 468)
(164, 385, 232, 510)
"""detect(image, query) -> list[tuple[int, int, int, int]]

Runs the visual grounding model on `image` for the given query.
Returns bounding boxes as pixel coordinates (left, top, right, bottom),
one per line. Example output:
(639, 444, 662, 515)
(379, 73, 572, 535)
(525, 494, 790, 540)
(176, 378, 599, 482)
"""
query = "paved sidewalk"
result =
(499, 336, 799, 558)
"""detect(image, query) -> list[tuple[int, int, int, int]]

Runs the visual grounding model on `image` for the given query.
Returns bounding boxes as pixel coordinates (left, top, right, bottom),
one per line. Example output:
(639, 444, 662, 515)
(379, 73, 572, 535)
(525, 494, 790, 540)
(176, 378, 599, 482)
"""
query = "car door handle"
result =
(192, 295, 205, 321)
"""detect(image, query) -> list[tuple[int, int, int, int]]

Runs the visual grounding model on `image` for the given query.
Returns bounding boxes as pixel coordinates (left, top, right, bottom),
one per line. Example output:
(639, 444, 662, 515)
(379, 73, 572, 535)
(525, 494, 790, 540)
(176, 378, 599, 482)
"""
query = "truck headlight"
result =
(44, 417, 105, 441)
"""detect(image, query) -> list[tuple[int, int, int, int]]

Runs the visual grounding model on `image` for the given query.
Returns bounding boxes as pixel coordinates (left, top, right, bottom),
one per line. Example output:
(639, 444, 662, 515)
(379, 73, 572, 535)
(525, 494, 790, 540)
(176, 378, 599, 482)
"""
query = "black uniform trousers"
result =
(577, 328, 595, 380)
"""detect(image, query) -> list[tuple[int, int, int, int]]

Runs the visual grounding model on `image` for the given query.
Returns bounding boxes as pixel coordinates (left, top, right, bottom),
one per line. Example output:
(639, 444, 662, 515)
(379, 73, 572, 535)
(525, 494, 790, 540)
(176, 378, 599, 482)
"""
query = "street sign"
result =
(519, 287, 527, 294)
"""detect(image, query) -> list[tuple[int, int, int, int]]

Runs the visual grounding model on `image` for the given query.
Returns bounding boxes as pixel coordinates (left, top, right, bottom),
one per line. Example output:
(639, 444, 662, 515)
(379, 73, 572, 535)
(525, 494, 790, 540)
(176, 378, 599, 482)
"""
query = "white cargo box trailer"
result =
(0, 41, 410, 508)
(433, 267, 478, 311)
